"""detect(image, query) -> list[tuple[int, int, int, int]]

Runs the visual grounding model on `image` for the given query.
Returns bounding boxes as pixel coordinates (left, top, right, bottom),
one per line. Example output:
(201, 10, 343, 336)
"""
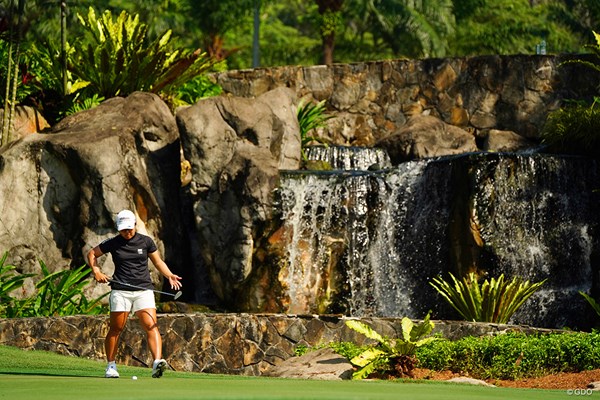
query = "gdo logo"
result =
(566, 388, 594, 396)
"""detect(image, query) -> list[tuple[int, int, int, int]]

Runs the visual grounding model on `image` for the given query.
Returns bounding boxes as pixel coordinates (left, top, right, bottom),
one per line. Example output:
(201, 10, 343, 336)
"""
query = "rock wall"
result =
(0, 314, 560, 376)
(1, 54, 599, 326)
(0, 93, 184, 301)
(213, 54, 600, 146)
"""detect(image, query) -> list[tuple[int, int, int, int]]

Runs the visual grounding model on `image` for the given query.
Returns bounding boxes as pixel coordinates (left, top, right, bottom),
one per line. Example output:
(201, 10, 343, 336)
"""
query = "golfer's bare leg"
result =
(106, 311, 129, 362)
(136, 308, 162, 360)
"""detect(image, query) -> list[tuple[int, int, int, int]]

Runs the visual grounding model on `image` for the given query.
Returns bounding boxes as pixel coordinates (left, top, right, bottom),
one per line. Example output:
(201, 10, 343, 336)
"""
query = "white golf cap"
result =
(116, 210, 136, 231)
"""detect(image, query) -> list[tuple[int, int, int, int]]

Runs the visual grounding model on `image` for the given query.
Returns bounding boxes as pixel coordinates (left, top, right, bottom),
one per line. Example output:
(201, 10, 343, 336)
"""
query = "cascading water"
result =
(276, 150, 454, 318)
(275, 147, 600, 328)
(464, 154, 599, 328)
(304, 146, 392, 170)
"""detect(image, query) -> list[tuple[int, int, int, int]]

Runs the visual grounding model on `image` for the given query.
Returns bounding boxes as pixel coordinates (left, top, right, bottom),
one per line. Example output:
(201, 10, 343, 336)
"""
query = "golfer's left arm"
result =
(149, 251, 182, 290)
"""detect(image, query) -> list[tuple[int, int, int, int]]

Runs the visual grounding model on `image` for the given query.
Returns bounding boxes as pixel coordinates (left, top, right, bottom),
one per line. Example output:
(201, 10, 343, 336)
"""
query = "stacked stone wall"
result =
(213, 55, 599, 147)
(0, 314, 561, 375)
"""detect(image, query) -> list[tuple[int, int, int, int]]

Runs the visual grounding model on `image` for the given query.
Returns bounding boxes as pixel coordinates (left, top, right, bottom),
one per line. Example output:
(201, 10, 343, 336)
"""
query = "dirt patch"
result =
(411, 368, 600, 390)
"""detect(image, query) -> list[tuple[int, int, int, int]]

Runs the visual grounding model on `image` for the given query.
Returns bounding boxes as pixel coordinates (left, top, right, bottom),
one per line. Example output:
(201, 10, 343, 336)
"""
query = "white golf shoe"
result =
(105, 363, 120, 378)
(152, 359, 167, 378)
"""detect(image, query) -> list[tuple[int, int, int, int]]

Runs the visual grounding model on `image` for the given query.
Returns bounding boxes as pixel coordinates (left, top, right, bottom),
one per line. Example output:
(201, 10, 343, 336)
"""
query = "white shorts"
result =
(109, 290, 156, 313)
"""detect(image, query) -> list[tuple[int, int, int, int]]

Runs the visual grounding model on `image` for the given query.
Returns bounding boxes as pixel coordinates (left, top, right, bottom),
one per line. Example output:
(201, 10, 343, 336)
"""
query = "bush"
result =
(416, 332, 600, 380)
(541, 31, 600, 157)
(541, 99, 600, 157)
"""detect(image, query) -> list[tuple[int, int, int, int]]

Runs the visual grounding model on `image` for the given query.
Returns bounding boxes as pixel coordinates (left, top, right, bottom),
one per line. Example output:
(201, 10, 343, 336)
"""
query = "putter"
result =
(110, 278, 182, 300)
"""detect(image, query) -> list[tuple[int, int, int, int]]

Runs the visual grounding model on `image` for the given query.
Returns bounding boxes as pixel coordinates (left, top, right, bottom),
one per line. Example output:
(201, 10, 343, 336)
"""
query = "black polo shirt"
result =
(99, 233, 157, 291)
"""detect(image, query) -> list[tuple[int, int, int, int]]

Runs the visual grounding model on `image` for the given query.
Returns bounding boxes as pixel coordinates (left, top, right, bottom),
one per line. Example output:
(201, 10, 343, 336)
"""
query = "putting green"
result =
(0, 345, 568, 400)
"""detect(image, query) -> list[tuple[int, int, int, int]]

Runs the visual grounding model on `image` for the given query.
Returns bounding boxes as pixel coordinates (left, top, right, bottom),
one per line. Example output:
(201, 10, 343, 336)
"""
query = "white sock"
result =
(107, 361, 116, 368)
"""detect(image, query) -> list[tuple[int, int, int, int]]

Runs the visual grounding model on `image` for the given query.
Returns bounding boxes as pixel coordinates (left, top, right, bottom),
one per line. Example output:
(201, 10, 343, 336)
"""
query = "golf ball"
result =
(132, 376, 138, 380)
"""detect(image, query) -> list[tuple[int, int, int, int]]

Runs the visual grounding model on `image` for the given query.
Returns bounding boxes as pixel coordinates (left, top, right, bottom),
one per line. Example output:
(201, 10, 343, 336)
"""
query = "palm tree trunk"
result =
(7, 39, 21, 145)
(61, 1, 68, 95)
(1, 0, 24, 147)
(1, 40, 14, 146)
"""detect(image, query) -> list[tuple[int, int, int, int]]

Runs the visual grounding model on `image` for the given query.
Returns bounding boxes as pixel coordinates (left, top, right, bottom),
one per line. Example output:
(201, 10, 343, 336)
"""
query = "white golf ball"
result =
(132, 376, 138, 380)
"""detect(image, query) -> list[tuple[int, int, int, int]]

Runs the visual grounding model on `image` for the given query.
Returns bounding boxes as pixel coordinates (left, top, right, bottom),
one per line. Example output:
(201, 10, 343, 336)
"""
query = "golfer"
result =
(87, 209, 182, 379)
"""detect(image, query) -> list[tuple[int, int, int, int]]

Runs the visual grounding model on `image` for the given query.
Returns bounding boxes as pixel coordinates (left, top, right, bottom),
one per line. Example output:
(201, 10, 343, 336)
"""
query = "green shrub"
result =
(327, 341, 366, 360)
(25, 260, 108, 317)
(541, 31, 600, 157)
(173, 72, 223, 107)
(416, 332, 600, 380)
(430, 272, 546, 324)
(0, 251, 34, 316)
(540, 98, 600, 157)
(0, 39, 41, 104)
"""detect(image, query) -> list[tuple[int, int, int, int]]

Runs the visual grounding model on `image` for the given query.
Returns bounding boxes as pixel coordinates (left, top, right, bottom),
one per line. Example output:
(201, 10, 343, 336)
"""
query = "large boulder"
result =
(177, 87, 301, 308)
(376, 114, 478, 164)
(0, 92, 186, 299)
(264, 347, 354, 380)
(0, 105, 50, 143)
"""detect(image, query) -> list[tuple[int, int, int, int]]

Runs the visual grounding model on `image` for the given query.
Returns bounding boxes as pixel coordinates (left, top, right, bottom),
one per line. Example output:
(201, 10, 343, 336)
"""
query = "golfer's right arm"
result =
(88, 246, 110, 283)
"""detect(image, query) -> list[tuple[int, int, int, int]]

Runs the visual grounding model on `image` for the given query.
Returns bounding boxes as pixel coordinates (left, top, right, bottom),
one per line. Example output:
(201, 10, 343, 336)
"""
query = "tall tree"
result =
(362, 0, 455, 58)
(252, 0, 261, 67)
(315, 0, 344, 65)
(220, 0, 321, 69)
(556, 0, 600, 46)
(184, 0, 255, 60)
(449, 0, 583, 56)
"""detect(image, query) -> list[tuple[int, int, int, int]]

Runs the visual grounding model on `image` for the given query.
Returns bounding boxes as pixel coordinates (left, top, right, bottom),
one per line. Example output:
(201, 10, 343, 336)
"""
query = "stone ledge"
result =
(0, 314, 565, 376)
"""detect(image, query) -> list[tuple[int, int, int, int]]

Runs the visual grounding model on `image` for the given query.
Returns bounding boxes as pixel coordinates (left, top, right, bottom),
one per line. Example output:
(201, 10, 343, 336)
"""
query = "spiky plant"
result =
(579, 291, 600, 318)
(430, 273, 546, 324)
(69, 7, 215, 100)
(0, 251, 34, 315)
(297, 99, 333, 161)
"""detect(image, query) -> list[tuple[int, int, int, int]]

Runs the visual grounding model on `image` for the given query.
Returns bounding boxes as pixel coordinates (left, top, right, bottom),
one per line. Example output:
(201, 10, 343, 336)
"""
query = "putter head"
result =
(173, 291, 182, 301)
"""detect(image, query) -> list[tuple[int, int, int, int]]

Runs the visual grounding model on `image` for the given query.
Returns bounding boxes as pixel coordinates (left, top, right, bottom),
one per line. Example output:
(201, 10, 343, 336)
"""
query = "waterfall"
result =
(466, 154, 599, 327)
(275, 148, 600, 328)
(277, 156, 453, 318)
(304, 146, 392, 170)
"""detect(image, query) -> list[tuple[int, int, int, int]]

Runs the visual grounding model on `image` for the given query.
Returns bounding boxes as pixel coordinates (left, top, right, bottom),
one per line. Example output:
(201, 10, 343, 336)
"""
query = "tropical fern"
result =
(430, 272, 546, 324)
(558, 31, 600, 75)
(64, 93, 104, 117)
(345, 312, 437, 379)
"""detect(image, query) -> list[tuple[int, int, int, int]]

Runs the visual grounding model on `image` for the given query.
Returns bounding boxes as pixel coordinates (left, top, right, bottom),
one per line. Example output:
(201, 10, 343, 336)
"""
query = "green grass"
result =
(0, 345, 569, 399)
